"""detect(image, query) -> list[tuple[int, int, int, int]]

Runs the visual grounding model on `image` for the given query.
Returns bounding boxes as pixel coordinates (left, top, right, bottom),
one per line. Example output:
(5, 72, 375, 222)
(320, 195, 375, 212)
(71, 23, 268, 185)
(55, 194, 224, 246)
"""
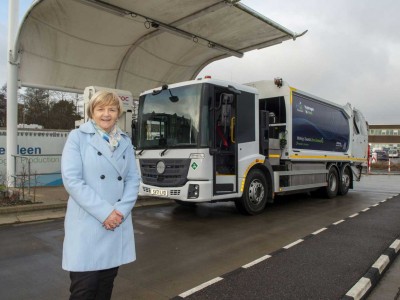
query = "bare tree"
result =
(21, 88, 82, 129)
(0, 84, 6, 127)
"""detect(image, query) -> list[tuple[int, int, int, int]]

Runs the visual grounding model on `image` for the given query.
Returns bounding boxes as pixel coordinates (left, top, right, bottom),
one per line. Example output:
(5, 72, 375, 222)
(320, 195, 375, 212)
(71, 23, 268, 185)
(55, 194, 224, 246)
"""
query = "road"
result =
(0, 175, 399, 300)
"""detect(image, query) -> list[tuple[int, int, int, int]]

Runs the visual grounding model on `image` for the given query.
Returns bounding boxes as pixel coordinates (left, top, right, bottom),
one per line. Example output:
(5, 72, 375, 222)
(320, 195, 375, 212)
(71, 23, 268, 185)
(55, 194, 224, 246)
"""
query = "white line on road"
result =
(179, 277, 224, 298)
(333, 219, 345, 225)
(312, 228, 327, 235)
(242, 255, 272, 268)
(283, 239, 304, 249)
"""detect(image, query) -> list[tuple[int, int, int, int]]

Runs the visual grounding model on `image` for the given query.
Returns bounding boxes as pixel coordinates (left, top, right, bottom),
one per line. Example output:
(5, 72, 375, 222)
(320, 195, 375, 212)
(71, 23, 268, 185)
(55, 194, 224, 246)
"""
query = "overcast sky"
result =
(1, 0, 400, 125)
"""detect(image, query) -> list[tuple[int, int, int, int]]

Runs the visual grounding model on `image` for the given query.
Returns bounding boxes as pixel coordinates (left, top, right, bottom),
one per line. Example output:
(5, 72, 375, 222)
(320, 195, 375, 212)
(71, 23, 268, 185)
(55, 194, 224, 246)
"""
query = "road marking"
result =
(349, 213, 359, 218)
(345, 237, 400, 300)
(333, 219, 345, 225)
(179, 277, 224, 298)
(381, 199, 387, 203)
(345, 277, 371, 300)
(361, 208, 370, 212)
(242, 255, 271, 268)
(312, 228, 327, 235)
(372, 203, 379, 207)
(283, 239, 304, 249)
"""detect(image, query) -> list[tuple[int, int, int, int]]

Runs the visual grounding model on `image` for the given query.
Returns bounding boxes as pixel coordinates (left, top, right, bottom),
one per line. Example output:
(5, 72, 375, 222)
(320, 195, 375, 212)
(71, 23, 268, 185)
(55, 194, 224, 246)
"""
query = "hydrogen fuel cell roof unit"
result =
(14, 0, 307, 98)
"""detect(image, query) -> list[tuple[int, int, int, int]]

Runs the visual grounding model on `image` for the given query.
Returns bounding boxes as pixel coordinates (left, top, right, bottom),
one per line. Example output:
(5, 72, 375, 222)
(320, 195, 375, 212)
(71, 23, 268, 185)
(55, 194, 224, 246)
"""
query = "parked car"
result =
(388, 149, 399, 158)
(374, 150, 389, 161)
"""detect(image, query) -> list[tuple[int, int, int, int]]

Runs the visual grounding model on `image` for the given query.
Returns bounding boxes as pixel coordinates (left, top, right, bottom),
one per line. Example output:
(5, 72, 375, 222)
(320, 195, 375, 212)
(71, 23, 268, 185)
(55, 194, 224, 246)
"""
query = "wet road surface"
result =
(0, 175, 399, 299)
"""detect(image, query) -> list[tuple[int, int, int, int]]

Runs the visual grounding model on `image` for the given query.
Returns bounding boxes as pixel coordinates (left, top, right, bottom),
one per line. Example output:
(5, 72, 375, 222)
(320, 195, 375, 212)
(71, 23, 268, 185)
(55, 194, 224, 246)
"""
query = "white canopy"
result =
(15, 0, 306, 98)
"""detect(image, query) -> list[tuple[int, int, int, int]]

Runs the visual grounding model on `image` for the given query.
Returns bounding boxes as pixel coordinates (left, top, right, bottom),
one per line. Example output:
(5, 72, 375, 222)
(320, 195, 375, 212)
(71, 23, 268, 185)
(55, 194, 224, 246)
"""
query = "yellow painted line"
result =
(269, 154, 280, 158)
(289, 87, 297, 104)
(289, 154, 367, 162)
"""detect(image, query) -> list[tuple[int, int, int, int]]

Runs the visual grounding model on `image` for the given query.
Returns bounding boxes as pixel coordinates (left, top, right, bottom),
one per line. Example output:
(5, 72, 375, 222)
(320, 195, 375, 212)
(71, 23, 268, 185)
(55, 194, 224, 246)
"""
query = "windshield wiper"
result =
(151, 84, 179, 102)
(136, 149, 144, 156)
(160, 148, 168, 156)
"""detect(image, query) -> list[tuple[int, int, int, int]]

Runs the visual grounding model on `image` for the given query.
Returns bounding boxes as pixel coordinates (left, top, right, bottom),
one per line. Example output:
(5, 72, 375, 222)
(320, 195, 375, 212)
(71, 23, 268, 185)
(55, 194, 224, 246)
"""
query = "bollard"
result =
(388, 158, 391, 173)
(368, 157, 371, 174)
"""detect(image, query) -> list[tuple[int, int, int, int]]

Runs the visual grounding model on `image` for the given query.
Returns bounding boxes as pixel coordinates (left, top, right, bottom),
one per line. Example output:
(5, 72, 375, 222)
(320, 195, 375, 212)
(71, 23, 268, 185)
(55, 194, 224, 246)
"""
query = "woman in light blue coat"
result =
(61, 90, 140, 300)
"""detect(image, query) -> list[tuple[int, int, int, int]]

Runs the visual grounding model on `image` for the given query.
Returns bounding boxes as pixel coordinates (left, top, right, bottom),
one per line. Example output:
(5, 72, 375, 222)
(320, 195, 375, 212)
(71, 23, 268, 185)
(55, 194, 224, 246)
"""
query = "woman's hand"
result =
(103, 210, 124, 230)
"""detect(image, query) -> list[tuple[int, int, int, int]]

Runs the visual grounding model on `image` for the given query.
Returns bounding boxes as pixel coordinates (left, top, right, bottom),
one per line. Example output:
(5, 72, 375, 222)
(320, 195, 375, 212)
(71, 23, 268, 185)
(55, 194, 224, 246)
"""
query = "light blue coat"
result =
(61, 121, 140, 272)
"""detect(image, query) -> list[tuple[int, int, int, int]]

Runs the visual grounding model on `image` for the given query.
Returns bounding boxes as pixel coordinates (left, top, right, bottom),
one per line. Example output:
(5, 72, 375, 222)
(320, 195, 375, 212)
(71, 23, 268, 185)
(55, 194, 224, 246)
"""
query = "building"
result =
(368, 124, 400, 150)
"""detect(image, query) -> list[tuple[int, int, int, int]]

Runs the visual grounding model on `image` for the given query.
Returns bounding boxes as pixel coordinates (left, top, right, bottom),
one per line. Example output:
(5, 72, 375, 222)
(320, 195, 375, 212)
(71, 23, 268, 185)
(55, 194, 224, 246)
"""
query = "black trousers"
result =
(69, 267, 119, 300)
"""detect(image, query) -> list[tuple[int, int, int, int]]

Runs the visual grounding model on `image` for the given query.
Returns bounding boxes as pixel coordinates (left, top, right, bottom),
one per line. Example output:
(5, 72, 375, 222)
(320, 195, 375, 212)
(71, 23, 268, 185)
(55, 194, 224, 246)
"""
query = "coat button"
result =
(123, 155, 125, 159)
(118, 176, 122, 181)
(117, 199, 121, 202)
(100, 175, 105, 179)
(97, 151, 102, 156)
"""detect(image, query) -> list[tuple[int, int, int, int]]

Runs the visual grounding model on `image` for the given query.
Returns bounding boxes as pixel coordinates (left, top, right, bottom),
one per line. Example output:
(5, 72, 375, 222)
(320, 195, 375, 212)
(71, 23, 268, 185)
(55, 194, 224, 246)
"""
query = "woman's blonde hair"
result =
(87, 90, 124, 118)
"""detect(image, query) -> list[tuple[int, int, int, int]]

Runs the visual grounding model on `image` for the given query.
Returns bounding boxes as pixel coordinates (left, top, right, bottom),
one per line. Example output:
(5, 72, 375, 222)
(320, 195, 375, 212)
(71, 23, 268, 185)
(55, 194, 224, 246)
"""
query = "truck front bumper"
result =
(139, 181, 213, 202)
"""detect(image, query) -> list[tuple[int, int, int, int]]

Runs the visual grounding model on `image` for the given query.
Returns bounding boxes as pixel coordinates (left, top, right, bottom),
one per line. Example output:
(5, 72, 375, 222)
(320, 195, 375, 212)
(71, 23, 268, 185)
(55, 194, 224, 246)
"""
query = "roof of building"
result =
(369, 125, 400, 129)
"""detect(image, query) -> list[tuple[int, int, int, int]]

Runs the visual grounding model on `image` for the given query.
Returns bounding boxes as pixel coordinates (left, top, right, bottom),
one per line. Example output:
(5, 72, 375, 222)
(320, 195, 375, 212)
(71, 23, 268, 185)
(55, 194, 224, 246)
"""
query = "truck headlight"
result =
(188, 184, 199, 199)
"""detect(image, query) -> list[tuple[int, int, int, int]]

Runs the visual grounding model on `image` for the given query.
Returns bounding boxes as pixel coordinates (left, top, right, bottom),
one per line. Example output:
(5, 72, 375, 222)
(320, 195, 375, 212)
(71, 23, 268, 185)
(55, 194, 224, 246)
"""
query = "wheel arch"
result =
(241, 160, 273, 203)
(339, 163, 353, 189)
(327, 162, 340, 178)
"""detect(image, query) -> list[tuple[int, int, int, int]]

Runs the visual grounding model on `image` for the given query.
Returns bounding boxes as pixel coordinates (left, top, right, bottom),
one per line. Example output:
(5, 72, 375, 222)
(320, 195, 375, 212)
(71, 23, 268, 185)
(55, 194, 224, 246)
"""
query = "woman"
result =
(61, 90, 140, 299)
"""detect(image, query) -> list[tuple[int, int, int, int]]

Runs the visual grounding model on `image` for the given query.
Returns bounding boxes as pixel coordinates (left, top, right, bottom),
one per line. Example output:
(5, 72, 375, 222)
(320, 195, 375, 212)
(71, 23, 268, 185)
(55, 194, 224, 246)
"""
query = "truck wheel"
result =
(325, 167, 339, 199)
(338, 166, 351, 196)
(235, 169, 268, 215)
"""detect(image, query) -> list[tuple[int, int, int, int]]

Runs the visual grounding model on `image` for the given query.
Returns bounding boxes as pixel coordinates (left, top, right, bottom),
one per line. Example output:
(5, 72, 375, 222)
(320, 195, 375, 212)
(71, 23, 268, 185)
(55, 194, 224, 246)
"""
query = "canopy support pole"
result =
(7, 0, 19, 187)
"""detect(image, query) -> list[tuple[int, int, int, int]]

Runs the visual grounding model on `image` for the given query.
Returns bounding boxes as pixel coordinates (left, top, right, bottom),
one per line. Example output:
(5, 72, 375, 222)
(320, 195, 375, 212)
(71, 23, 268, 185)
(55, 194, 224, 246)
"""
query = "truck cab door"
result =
(210, 87, 238, 196)
(352, 109, 368, 160)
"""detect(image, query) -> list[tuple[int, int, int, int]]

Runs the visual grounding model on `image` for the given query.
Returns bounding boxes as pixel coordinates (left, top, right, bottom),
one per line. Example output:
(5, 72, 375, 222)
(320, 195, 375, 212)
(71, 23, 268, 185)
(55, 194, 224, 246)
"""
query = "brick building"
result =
(368, 124, 400, 150)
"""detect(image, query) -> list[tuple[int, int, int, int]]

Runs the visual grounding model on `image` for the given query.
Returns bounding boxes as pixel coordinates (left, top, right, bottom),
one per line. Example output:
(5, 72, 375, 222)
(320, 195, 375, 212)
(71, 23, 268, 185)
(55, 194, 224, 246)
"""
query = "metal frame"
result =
(273, 169, 329, 193)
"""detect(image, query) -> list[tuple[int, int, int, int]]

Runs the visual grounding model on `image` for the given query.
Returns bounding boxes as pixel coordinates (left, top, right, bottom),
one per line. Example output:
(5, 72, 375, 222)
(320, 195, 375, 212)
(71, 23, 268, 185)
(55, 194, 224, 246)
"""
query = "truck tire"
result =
(325, 167, 339, 199)
(338, 166, 351, 196)
(235, 169, 268, 215)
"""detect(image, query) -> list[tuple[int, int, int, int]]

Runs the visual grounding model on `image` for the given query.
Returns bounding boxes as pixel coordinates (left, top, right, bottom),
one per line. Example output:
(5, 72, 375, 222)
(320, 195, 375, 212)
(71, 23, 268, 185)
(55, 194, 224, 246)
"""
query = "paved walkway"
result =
(0, 186, 173, 226)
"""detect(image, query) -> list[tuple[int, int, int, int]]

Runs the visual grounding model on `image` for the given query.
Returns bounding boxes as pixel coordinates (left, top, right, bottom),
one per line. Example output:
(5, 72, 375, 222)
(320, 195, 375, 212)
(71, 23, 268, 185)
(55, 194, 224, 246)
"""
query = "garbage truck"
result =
(135, 77, 368, 215)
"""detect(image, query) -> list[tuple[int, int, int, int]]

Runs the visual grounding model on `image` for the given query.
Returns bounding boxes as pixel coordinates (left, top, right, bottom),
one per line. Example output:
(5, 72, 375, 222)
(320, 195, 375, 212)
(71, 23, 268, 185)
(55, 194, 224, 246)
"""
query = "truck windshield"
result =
(137, 84, 202, 149)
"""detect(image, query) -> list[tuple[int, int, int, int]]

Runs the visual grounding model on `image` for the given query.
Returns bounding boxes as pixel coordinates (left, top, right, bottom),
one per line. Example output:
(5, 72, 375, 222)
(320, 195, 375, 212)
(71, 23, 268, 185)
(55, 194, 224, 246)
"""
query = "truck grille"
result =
(139, 159, 190, 187)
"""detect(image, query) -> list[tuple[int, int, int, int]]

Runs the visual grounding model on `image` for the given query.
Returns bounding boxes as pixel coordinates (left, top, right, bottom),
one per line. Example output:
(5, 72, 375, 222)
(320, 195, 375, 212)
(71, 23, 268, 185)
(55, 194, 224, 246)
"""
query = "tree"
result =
(23, 87, 50, 127)
(0, 85, 6, 127)
(47, 91, 82, 129)
(21, 88, 82, 129)
(0, 84, 27, 127)
(17, 103, 24, 124)
(48, 100, 81, 129)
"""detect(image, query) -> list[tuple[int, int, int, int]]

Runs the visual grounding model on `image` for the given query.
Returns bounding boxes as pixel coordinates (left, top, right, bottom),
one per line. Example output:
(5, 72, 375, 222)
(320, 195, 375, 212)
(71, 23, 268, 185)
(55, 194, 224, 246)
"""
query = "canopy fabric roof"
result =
(15, 0, 306, 98)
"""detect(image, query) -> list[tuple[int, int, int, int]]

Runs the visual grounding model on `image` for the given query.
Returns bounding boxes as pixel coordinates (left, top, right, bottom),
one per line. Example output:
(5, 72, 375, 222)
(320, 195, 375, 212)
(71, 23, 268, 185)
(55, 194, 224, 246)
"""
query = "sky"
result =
(1, 0, 400, 125)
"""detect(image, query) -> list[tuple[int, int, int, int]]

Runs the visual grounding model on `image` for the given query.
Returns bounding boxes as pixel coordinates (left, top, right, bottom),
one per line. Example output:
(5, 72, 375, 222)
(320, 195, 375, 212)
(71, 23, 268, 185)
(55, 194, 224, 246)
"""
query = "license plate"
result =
(150, 188, 168, 197)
